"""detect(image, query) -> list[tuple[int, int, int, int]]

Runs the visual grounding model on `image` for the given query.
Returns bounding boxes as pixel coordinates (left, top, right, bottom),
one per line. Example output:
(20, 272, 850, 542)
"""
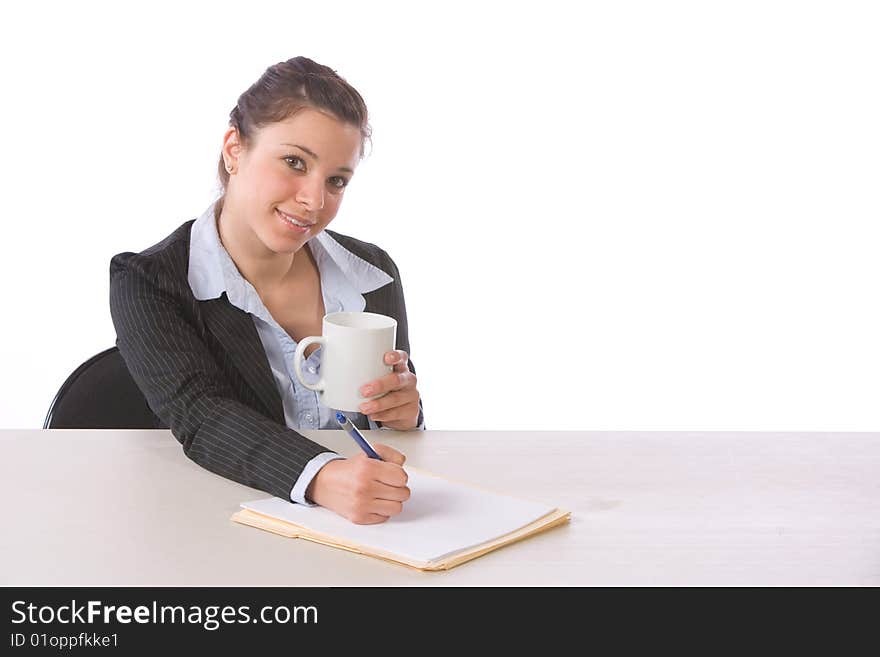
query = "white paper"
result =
(240, 468, 555, 564)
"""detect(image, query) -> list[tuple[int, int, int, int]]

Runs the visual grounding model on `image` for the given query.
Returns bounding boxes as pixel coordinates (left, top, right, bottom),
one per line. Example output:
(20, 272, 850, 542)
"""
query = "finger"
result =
(372, 482, 411, 503)
(368, 498, 405, 517)
(380, 370, 417, 394)
(370, 401, 419, 424)
(372, 443, 406, 466)
(375, 464, 408, 488)
(359, 373, 396, 398)
(360, 388, 416, 415)
(353, 513, 390, 525)
(384, 350, 409, 367)
(361, 370, 415, 398)
(358, 352, 412, 398)
(373, 470, 408, 491)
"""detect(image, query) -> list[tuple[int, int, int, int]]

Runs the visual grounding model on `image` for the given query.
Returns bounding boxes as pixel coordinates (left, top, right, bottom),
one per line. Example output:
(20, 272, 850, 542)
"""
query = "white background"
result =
(1, 1, 877, 430)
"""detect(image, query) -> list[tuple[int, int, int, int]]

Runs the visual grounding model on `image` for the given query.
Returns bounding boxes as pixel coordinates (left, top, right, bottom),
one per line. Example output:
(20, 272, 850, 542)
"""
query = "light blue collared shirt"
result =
(187, 202, 423, 505)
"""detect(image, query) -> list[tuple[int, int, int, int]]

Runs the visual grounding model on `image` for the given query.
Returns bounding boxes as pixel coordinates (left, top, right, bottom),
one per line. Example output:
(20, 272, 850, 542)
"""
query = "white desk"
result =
(1, 429, 878, 586)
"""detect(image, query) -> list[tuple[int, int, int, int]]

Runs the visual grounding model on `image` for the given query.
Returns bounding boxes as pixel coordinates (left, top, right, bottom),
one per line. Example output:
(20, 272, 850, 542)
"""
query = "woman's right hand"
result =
(305, 443, 410, 524)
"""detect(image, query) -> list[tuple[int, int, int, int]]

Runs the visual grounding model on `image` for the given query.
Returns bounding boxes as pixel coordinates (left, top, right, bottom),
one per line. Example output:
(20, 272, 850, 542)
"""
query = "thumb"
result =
(373, 443, 406, 466)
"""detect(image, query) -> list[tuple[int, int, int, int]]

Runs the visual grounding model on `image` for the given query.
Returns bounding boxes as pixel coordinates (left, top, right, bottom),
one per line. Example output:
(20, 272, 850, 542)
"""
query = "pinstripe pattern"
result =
(109, 219, 422, 500)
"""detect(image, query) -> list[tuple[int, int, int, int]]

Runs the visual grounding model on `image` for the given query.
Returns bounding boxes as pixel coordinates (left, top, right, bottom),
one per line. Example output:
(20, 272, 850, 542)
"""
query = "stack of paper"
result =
(232, 467, 570, 571)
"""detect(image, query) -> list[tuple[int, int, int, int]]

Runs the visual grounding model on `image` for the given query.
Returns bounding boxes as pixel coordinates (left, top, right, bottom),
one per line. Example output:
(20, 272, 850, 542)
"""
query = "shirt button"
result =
(307, 366, 316, 374)
(303, 413, 313, 423)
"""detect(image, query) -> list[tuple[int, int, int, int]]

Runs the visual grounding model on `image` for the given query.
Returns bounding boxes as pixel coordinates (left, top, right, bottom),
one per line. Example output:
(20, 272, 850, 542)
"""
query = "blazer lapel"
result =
(200, 296, 284, 423)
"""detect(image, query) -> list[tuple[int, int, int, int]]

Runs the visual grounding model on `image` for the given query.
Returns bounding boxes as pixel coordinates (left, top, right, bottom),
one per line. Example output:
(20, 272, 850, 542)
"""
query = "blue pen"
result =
(335, 411, 384, 460)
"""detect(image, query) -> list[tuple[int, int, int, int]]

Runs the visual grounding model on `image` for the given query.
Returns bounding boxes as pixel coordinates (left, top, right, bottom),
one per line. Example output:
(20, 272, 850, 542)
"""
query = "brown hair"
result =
(215, 56, 372, 214)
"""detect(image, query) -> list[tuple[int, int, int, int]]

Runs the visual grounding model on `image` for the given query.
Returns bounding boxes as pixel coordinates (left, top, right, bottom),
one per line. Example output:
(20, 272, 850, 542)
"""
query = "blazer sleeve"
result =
(109, 257, 332, 500)
(376, 248, 425, 429)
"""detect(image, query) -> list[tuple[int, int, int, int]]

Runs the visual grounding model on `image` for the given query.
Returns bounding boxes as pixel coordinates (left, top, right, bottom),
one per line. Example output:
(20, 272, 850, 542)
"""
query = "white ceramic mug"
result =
(292, 311, 398, 412)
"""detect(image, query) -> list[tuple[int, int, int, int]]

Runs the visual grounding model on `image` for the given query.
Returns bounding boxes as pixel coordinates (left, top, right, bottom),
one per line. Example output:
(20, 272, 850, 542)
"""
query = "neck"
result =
(215, 202, 305, 292)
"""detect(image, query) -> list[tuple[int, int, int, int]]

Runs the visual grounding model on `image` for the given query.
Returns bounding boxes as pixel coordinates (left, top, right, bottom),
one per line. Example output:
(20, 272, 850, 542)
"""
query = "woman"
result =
(109, 57, 423, 525)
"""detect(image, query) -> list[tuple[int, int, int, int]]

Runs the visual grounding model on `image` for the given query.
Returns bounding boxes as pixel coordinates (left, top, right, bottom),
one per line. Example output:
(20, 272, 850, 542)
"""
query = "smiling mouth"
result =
(276, 208, 314, 228)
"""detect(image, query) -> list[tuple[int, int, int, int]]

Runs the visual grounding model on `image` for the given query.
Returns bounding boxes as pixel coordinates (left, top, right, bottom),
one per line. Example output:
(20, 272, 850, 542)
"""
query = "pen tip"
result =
(335, 411, 345, 424)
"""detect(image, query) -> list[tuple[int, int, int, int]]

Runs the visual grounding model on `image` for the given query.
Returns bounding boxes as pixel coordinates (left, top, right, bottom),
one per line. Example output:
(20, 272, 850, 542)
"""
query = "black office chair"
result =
(44, 346, 166, 429)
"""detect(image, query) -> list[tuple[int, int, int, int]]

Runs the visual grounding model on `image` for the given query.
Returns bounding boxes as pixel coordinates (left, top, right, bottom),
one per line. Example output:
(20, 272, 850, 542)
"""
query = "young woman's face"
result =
(223, 107, 362, 253)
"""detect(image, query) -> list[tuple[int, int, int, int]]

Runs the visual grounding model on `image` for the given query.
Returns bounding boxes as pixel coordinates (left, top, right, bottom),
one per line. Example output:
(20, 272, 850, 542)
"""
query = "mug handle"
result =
(293, 336, 326, 392)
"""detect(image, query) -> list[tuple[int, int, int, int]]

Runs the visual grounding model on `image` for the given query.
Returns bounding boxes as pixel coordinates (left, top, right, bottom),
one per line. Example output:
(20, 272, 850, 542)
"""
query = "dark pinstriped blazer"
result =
(109, 219, 422, 501)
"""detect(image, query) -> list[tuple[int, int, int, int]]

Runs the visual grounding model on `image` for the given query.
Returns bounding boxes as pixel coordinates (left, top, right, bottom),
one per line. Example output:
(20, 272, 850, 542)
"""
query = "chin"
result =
(271, 238, 307, 254)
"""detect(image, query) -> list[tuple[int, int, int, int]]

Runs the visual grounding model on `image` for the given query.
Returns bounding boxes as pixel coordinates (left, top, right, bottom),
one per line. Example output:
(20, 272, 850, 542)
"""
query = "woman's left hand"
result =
(358, 349, 420, 430)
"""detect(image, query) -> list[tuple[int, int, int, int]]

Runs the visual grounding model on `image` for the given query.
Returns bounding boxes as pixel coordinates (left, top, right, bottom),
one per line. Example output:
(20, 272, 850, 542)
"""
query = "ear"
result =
(222, 126, 243, 166)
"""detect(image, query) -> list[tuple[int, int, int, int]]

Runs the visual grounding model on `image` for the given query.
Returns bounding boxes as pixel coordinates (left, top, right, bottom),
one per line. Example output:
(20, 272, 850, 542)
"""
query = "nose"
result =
(295, 175, 325, 213)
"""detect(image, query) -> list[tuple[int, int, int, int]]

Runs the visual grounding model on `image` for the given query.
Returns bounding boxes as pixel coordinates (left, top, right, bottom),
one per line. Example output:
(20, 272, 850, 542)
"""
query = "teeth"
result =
(278, 210, 309, 227)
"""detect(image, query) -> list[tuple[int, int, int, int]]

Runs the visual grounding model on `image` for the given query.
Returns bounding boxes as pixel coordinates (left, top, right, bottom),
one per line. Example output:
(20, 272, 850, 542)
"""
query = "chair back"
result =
(44, 347, 166, 429)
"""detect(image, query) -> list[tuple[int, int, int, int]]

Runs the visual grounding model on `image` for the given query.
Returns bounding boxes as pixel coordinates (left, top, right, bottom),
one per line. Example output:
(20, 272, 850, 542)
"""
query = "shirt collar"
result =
(187, 203, 393, 314)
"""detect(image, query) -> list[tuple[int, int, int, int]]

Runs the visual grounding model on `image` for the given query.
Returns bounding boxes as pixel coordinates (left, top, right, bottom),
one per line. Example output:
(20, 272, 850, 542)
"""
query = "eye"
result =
(284, 156, 350, 191)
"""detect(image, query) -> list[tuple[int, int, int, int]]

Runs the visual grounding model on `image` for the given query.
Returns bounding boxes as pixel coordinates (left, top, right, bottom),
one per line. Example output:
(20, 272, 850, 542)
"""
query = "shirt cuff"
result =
(289, 451, 346, 506)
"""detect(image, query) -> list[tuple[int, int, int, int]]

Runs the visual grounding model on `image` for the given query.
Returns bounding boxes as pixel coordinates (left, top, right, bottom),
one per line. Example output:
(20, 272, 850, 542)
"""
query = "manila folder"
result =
(231, 466, 571, 571)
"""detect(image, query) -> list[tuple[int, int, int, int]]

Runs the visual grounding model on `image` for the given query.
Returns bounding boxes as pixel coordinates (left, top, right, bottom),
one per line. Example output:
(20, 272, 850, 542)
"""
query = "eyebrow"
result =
(281, 143, 354, 173)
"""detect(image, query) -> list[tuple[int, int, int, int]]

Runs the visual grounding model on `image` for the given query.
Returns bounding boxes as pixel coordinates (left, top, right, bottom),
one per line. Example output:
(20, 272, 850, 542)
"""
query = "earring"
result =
(225, 161, 234, 174)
